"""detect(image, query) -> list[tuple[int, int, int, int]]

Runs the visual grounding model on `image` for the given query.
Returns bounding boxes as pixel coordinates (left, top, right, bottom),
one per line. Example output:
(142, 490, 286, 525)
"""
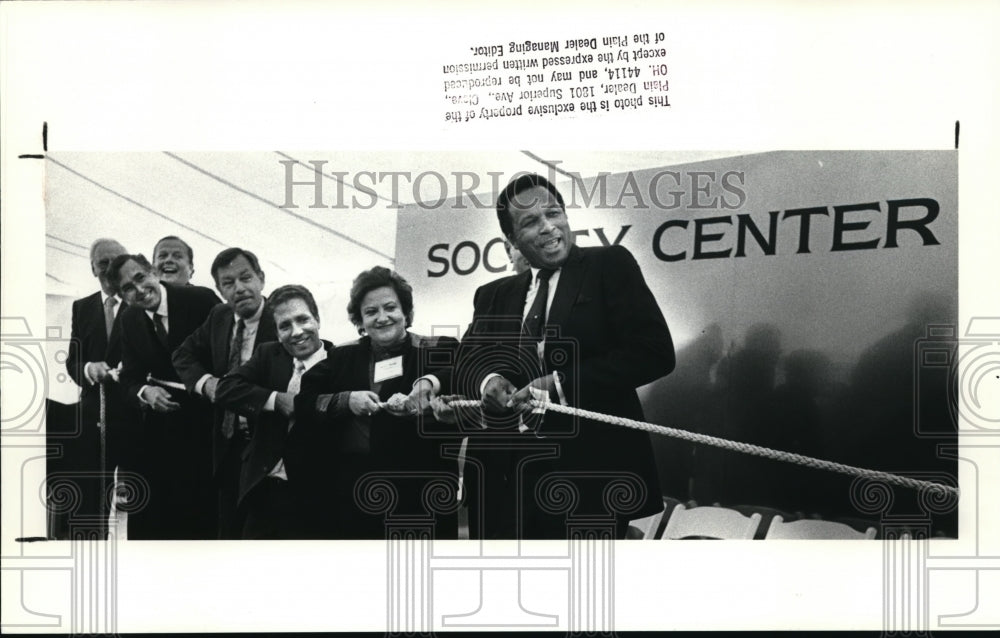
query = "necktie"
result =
(519, 270, 555, 433)
(104, 296, 117, 338)
(288, 359, 306, 395)
(267, 358, 308, 481)
(522, 269, 555, 341)
(221, 319, 247, 440)
(285, 359, 306, 431)
(228, 318, 246, 371)
(151, 313, 169, 349)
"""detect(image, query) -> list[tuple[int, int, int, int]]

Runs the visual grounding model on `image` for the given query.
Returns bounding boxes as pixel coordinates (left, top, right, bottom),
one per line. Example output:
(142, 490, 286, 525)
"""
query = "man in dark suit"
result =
(62, 238, 129, 535)
(215, 284, 334, 539)
(427, 174, 675, 539)
(108, 253, 221, 539)
(172, 248, 277, 538)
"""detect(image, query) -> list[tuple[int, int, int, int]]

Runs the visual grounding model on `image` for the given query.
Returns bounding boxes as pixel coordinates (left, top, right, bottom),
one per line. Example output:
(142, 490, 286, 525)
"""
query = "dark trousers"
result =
(124, 409, 215, 540)
(242, 477, 313, 540)
(333, 454, 459, 540)
(46, 392, 141, 540)
(216, 433, 250, 540)
(464, 446, 633, 540)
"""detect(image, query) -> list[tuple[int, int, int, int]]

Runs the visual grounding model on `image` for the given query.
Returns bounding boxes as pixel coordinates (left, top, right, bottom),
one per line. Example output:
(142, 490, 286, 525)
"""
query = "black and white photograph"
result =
(41, 150, 959, 544)
(2, 1, 998, 634)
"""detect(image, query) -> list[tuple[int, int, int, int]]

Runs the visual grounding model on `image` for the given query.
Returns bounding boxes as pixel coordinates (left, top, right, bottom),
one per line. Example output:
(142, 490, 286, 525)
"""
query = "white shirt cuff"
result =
(194, 374, 213, 396)
(480, 372, 502, 398)
(268, 458, 288, 480)
(414, 374, 440, 394)
(551, 371, 568, 406)
(517, 385, 552, 433)
(263, 391, 277, 412)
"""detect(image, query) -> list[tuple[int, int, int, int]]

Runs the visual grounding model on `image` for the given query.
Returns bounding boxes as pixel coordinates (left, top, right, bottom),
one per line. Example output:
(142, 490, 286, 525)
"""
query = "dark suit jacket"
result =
(295, 333, 460, 537)
(114, 282, 221, 538)
(118, 283, 222, 407)
(54, 291, 129, 534)
(66, 291, 127, 398)
(67, 291, 133, 472)
(455, 244, 675, 536)
(299, 333, 460, 467)
(171, 302, 278, 472)
(215, 340, 335, 506)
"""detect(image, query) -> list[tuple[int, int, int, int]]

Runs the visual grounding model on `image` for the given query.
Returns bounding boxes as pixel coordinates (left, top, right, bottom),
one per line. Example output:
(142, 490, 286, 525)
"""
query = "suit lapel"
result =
(105, 299, 128, 364)
(164, 284, 194, 350)
(217, 311, 235, 372)
(274, 347, 295, 390)
(161, 284, 179, 350)
(335, 338, 368, 395)
(502, 270, 533, 318)
(86, 293, 110, 353)
(546, 245, 586, 330)
(257, 305, 277, 344)
(130, 301, 163, 354)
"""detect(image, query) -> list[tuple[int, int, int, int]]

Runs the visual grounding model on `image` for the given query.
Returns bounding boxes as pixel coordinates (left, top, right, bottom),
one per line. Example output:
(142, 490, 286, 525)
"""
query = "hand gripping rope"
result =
(141, 374, 959, 498)
(443, 399, 960, 498)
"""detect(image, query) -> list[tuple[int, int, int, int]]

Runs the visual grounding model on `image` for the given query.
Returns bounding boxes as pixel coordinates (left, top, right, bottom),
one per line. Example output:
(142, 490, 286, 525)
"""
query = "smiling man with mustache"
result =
(172, 247, 278, 538)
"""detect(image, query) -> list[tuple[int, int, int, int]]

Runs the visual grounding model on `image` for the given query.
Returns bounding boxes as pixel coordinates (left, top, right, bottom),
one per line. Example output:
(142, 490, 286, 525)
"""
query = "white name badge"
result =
(373, 355, 404, 383)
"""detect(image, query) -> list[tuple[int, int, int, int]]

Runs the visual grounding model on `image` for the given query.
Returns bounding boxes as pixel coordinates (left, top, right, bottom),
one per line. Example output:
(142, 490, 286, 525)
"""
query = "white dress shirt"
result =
(522, 265, 561, 322)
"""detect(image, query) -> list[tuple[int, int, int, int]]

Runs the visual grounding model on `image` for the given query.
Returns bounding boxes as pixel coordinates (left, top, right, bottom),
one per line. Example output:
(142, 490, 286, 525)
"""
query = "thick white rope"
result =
(142, 376, 959, 496)
(444, 399, 959, 498)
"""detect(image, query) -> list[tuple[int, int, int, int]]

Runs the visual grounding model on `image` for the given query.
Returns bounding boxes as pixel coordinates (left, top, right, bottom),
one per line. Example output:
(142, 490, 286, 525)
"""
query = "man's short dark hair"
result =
(107, 253, 153, 291)
(210, 247, 263, 285)
(495, 173, 566, 239)
(267, 284, 319, 323)
(346, 266, 414, 330)
(154, 235, 194, 262)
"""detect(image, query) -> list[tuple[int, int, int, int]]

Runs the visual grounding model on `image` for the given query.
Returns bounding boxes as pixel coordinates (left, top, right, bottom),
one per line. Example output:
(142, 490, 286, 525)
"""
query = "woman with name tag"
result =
(298, 267, 460, 539)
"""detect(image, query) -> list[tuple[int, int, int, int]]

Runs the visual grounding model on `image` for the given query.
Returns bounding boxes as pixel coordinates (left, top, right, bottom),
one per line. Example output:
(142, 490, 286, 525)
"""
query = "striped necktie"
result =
(104, 296, 117, 338)
(220, 318, 247, 440)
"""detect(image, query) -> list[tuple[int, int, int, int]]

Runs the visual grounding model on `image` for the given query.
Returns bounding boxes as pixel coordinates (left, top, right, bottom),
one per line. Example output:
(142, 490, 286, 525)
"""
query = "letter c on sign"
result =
(652, 219, 688, 261)
(482, 237, 508, 273)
